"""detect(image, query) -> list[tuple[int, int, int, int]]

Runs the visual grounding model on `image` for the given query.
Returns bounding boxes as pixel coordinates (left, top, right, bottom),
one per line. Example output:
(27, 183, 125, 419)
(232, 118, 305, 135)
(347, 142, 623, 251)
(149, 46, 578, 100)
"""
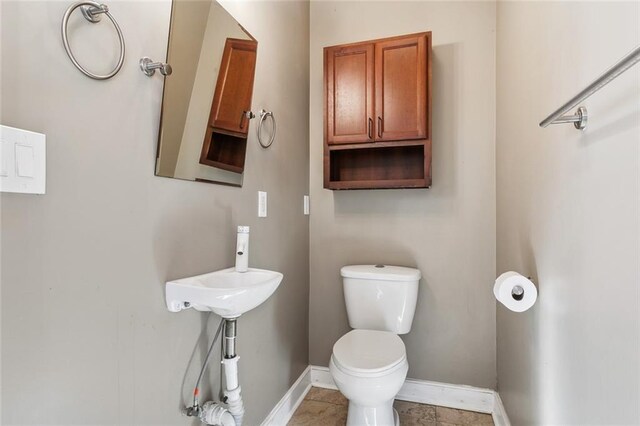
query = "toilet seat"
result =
(332, 329, 406, 376)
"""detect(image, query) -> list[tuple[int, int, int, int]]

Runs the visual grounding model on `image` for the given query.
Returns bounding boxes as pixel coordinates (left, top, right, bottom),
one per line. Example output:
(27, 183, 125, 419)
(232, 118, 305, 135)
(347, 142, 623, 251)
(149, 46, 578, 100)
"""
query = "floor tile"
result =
(435, 406, 494, 425)
(438, 423, 495, 426)
(288, 388, 494, 426)
(305, 387, 349, 406)
(394, 400, 437, 425)
(288, 399, 347, 426)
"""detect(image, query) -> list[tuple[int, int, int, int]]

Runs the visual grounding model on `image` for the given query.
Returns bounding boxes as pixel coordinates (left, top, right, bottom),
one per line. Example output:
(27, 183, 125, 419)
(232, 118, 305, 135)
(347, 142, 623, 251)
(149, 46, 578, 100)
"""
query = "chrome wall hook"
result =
(140, 57, 172, 77)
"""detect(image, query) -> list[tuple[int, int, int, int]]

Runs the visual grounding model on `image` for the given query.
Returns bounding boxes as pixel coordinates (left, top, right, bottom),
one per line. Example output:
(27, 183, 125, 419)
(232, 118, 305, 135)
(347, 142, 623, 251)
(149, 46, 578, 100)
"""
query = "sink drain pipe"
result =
(222, 318, 245, 426)
(196, 318, 245, 426)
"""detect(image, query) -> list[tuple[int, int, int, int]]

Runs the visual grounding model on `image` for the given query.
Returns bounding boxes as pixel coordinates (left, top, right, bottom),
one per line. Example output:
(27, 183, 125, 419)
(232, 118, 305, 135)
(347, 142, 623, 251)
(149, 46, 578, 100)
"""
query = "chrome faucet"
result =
(235, 226, 249, 273)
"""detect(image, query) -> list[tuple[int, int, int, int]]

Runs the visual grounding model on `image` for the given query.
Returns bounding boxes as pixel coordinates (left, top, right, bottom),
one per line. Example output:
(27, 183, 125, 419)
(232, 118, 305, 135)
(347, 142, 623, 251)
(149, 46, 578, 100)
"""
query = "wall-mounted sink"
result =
(165, 267, 283, 318)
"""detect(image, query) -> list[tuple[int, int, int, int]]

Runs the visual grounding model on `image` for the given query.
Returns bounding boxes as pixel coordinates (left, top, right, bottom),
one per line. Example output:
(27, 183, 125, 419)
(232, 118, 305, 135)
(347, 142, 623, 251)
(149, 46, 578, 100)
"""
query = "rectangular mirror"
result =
(156, 0, 258, 187)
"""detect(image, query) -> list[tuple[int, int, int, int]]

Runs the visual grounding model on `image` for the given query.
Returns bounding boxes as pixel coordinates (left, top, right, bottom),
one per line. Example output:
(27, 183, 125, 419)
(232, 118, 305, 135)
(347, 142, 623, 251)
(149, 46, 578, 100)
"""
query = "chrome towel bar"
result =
(539, 45, 640, 130)
(61, 1, 125, 80)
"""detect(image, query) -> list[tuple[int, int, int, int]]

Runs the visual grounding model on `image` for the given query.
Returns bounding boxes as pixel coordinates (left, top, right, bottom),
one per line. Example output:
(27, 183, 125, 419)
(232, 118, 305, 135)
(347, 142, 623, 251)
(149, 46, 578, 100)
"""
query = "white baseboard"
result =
(398, 377, 494, 414)
(261, 366, 311, 426)
(263, 365, 511, 426)
(492, 392, 511, 426)
(309, 364, 338, 390)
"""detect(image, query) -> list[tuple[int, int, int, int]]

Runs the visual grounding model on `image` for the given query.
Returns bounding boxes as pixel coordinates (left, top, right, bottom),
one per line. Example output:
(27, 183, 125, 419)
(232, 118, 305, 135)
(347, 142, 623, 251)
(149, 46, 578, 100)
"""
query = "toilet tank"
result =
(341, 265, 421, 334)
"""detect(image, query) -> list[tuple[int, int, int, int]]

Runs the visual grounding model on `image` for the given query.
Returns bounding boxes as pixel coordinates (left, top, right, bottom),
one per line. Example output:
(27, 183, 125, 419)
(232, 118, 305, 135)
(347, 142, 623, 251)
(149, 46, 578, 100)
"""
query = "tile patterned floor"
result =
(288, 387, 494, 426)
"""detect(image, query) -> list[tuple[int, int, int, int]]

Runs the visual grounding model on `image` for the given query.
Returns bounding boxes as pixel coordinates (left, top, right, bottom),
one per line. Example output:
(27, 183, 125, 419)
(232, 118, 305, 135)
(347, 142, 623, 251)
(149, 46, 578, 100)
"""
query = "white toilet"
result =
(329, 265, 421, 426)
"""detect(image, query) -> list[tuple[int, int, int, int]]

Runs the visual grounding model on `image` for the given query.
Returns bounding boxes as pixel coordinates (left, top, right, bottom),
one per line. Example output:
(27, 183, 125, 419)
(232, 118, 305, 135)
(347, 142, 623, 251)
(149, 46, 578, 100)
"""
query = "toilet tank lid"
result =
(341, 265, 421, 281)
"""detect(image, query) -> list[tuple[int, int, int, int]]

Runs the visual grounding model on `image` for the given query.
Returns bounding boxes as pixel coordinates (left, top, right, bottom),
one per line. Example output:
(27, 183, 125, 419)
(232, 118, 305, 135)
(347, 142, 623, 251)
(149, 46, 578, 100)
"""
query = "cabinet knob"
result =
(368, 118, 373, 139)
(378, 116, 383, 138)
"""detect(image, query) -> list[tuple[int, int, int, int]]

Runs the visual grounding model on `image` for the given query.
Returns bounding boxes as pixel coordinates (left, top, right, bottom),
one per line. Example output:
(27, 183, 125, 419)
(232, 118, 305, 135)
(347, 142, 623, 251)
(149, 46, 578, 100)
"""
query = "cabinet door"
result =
(325, 43, 374, 144)
(208, 38, 258, 136)
(375, 35, 427, 141)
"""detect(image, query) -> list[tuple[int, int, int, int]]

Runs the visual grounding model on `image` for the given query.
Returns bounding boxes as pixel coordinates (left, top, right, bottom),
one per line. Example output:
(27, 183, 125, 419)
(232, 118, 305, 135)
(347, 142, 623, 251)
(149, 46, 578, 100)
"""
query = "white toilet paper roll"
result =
(494, 271, 537, 312)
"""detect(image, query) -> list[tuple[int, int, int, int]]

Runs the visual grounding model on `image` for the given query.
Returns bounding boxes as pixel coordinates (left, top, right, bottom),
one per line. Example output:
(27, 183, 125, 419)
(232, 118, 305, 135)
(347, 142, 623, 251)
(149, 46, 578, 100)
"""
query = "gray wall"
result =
(496, 2, 639, 424)
(0, 1, 309, 425)
(309, 1, 497, 389)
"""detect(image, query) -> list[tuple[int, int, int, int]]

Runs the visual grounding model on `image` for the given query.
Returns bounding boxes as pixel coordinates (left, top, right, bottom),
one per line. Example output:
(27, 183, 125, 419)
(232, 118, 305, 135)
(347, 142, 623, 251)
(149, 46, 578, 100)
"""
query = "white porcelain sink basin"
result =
(165, 267, 283, 318)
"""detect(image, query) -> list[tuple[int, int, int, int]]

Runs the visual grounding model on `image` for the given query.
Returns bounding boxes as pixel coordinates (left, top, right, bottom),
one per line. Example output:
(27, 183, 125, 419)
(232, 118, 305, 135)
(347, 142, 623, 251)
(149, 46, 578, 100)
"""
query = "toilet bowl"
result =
(329, 265, 420, 426)
(330, 329, 408, 426)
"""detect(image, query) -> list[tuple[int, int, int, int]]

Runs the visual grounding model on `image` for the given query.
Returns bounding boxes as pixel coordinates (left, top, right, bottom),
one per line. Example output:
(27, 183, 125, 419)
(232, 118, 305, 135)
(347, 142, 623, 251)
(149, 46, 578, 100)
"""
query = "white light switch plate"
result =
(258, 191, 267, 217)
(304, 195, 310, 215)
(0, 125, 46, 194)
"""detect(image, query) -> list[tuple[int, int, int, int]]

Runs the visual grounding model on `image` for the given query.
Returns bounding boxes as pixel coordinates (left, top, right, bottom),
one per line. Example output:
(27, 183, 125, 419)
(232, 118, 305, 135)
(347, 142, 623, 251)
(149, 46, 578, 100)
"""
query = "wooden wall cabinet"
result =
(326, 43, 374, 144)
(201, 38, 258, 173)
(324, 32, 431, 190)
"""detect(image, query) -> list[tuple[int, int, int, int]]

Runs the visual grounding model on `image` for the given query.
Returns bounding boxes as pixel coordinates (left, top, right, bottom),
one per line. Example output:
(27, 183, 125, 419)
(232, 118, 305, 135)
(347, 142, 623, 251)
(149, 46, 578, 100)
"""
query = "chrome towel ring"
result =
(257, 110, 276, 148)
(61, 1, 125, 80)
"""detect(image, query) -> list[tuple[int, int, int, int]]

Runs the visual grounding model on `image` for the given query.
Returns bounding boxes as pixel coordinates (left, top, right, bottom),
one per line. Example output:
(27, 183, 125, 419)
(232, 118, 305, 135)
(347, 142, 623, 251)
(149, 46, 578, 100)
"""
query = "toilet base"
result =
(346, 400, 399, 426)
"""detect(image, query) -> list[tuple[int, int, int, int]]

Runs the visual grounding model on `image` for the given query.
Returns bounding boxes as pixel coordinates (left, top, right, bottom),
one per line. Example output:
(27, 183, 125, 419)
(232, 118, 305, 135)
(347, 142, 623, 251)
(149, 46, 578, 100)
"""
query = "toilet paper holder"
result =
(494, 272, 538, 313)
(511, 285, 525, 301)
(511, 276, 536, 301)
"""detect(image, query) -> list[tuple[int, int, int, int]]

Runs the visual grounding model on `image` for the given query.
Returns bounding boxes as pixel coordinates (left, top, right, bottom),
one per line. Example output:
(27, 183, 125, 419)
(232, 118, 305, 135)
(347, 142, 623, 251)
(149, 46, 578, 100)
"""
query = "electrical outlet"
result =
(258, 191, 267, 217)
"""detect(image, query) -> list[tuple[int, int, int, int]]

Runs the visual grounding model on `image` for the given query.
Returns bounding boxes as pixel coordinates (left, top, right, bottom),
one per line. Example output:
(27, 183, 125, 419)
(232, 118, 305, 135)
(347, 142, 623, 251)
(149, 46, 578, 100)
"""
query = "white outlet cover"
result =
(258, 191, 267, 217)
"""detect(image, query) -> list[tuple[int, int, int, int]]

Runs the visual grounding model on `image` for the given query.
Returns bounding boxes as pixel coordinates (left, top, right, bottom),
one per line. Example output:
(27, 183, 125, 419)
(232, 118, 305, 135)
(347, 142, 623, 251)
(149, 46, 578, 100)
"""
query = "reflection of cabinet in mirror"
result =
(200, 38, 258, 173)
(155, 0, 257, 187)
(200, 127, 247, 173)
